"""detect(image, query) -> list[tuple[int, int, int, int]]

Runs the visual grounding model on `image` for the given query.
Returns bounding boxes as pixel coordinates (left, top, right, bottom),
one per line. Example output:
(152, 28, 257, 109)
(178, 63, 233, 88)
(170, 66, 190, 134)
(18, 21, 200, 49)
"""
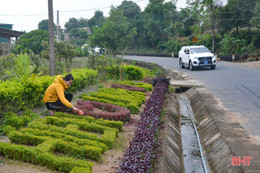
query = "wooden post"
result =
(48, 0, 56, 76)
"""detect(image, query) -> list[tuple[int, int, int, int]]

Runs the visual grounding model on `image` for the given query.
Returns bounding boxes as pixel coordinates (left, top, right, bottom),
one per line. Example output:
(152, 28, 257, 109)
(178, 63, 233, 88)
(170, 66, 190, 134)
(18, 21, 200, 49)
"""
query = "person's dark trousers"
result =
(45, 93, 73, 112)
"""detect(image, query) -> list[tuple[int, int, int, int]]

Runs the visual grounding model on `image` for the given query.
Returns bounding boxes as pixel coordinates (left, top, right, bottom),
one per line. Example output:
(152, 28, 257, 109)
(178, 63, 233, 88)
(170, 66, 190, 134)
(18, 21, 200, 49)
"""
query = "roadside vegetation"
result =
(8, 0, 260, 61)
(0, 49, 167, 172)
(0, 0, 259, 172)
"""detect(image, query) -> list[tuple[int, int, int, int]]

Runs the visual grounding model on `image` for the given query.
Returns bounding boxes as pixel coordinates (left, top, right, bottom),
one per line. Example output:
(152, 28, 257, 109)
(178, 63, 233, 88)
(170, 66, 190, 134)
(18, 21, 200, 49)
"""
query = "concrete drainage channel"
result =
(178, 92, 209, 173)
(158, 68, 245, 173)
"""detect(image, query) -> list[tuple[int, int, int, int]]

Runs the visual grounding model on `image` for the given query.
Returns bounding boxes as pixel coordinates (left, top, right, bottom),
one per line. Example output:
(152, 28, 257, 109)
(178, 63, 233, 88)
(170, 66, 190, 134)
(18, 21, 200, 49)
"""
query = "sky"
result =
(0, 0, 187, 33)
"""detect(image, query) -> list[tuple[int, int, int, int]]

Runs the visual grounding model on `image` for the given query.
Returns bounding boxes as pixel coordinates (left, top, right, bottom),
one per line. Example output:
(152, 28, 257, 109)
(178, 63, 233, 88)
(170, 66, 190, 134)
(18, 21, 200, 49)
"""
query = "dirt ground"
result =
(0, 90, 152, 173)
(242, 60, 260, 68)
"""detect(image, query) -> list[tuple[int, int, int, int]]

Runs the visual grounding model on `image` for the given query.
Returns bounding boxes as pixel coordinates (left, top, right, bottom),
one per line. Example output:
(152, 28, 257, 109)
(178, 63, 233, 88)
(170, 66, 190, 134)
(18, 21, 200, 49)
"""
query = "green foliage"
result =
(158, 39, 178, 53)
(117, 0, 141, 20)
(90, 7, 137, 55)
(104, 64, 143, 81)
(15, 30, 49, 54)
(28, 117, 117, 148)
(38, 19, 49, 31)
(67, 68, 99, 93)
(41, 41, 77, 73)
(250, 1, 260, 27)
(81, 87, 145, 114)
(0, 142, 93, 173)
(118, 81, 152, 91)
(0, 53, 16, 80)
(0, 68, 98, 114)
(54, 112, 123, 131)
(5, 53, 42, 83)
(220, 33, 256, 55)
(0, 112, 35, 135)
(2, 125, 16, 135)
(87, 10, 106, 30)
(70, 167, 91, 173)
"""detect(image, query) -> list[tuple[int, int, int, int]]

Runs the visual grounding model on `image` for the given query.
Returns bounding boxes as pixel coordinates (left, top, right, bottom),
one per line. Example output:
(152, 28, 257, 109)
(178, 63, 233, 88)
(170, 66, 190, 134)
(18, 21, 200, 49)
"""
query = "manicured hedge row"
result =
(80, 88, 145, 114)
(1, 114, 32, 134)
(0, 68, 98, 113)
(19, 128, 108, 153)
(104, 65, 144, 80)
(111, 83, 146, 93)
(0, 142, 93, 173)
(46, 116, 119, 135)
(70, 167, 92, 173)
(28, 118, 116, 148)
(54, 112, 123, 131)
(8, 131, 102, 161)
(76, 100, 131, 122)
(117, 81, 153, 91)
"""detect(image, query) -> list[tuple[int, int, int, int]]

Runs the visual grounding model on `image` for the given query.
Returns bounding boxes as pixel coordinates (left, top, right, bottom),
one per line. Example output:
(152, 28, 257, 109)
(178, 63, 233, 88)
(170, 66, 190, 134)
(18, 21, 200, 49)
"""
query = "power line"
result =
(0, 13, 47, 17)
(0, 0, 147, 16)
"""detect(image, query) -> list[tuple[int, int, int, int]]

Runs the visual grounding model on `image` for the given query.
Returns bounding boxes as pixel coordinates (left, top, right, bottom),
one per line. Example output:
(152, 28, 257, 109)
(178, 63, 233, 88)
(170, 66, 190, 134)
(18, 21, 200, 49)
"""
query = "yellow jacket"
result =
(43, 75, 73, 108)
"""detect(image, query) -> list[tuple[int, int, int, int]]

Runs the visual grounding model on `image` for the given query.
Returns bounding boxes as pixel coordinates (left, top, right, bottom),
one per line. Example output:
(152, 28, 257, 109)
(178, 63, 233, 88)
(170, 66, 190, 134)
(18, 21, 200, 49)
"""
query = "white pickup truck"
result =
(178, 45, 216, 71)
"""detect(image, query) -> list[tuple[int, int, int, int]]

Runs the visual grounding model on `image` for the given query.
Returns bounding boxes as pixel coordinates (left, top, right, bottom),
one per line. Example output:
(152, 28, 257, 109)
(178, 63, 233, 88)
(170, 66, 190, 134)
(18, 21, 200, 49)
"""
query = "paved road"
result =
(123, 56, 260, 138)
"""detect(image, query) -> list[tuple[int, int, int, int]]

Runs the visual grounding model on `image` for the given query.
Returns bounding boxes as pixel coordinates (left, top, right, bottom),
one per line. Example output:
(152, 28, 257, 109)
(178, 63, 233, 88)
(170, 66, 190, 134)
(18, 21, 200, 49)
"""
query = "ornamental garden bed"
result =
(76, 100, 131, 122)
(0, 76, 168, 173)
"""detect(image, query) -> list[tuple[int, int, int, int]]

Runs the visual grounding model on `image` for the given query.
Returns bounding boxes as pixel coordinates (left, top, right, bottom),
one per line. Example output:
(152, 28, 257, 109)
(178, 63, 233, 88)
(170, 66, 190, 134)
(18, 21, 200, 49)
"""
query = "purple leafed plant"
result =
(117, 77, 169, 173)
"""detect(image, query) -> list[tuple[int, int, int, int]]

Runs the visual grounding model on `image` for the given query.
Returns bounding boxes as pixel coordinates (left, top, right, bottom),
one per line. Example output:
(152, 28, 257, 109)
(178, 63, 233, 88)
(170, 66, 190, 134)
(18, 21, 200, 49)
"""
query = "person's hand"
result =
(72, 106, 79, 113)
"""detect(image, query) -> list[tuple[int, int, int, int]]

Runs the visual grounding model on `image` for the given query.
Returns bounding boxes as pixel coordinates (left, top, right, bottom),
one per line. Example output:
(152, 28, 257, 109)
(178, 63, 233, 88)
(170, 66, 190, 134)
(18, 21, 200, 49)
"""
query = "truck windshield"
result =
(190, 47, 210, 54)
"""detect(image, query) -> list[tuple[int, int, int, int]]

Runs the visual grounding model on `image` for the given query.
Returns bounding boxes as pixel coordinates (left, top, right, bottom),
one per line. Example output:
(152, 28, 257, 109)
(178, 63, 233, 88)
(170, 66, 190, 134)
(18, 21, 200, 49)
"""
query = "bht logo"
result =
(232, 156, 252, 166)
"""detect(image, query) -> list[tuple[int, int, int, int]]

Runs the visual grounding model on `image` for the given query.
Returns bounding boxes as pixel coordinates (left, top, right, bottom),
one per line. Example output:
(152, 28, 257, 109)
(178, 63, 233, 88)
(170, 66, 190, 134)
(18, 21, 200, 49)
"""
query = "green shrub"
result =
(118, 81, 152, 91)
(105, 65, 144, 80)
(0, 67, 98, 114)
(0, 142, 93, 173)
(54, 112, 123, 131)
(28, 118, 116, 148)
(81, 88, 145, 114)
(70, 167, 91, 173)
(20, 127, 108, 153)
(2, 125, 16, 135)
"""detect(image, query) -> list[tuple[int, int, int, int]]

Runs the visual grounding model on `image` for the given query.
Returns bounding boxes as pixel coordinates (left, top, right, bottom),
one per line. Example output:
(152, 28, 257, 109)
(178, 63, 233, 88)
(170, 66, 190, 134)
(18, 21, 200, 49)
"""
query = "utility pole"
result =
(56, 10, 60, 42)
(48, 0, 56, 76)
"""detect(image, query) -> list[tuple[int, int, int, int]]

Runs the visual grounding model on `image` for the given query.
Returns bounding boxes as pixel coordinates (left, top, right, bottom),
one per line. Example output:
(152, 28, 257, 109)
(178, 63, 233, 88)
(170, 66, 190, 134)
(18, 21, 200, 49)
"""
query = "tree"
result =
(68, 28, 89, 46)
(175, 8, 197, 37)
(89, 7, 137, 55)
(250, 1, 260, 29)
(223, 0, 256, 33)
(137, 0, 177, 48)
(187, 0, 224, 51)
(64, 17, 88, 32)
(87, 10, 106, 30)
(15, 30, 49, 54)
(41, 41, 77, 73)
(117, 0, 141, 20)
(38, 19, 49, 31)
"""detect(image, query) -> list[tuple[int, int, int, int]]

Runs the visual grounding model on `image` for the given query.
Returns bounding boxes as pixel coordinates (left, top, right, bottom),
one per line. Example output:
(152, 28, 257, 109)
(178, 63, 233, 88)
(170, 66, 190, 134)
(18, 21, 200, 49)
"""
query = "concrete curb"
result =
(159, 93, 184, 173)
(185, 88, 244, 173)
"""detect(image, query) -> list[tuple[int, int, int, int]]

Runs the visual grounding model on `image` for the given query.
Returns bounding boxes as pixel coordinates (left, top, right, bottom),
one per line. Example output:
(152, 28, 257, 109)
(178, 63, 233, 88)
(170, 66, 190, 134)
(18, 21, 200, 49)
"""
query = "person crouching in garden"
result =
(43, 73, 80, 116)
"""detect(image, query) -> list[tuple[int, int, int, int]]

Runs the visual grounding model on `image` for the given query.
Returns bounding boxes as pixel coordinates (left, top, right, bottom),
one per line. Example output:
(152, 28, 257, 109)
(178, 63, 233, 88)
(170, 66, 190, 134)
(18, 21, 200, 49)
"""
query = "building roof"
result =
(0, 28, 24, 38)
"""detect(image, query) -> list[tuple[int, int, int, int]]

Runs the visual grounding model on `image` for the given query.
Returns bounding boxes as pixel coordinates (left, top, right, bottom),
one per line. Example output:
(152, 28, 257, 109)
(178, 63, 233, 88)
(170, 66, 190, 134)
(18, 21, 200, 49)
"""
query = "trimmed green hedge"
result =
(118, 81, 153, 91)
(54, 112, 123, 131)
(0, 142, 93, 173)
(0, 68, 98, 113)
(80, 88, 145, 114)
(8, 131, 102, 161)
(28, 118, 116, 148)
(104, 65, 144, 80)
(19, 128, 108, 153)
